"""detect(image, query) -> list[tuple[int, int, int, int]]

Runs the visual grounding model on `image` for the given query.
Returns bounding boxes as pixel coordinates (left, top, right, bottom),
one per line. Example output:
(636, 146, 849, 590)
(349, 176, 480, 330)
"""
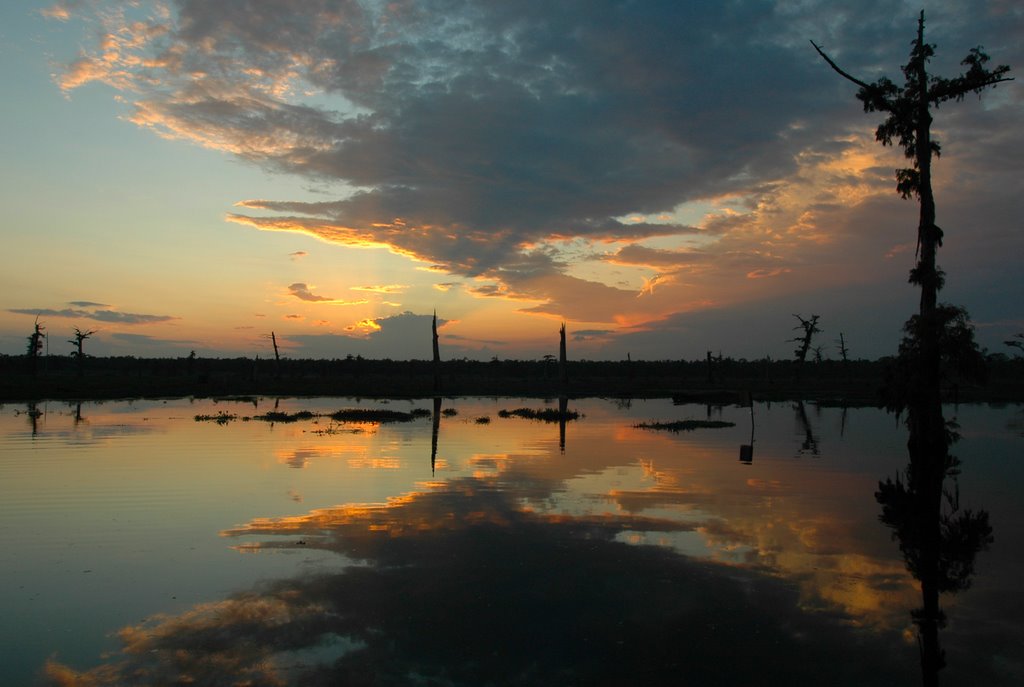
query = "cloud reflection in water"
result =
(46, 473, 914, 685)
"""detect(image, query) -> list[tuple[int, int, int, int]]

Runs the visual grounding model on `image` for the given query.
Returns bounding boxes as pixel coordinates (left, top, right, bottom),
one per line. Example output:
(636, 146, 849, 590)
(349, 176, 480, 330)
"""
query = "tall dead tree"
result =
(789, 314, 821, 379)
(558, 322, 568, 387)
(26, 317, 45, 377)
(270, 331, 281, 377)
(814, 14, 1009, 685)
(432, 310, 441, 392)
(813, 13, 1010, 409)
(68, 327, 97, 377)
(835, 333, 849, 364)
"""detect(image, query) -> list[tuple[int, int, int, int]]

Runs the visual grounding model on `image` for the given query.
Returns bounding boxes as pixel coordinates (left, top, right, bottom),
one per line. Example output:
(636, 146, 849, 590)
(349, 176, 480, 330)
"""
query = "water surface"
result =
(1, 397, 1021, 685)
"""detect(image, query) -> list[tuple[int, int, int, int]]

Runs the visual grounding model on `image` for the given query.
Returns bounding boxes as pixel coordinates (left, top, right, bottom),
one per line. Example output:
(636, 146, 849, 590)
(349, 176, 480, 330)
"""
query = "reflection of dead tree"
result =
(26, 402, 42, 436)
(876, 433, 993, 687)
(431, 396, 441, 475)
(558, 396, 568, 453)
(794, 400, 819, 456)
(740, 393, 755, 463)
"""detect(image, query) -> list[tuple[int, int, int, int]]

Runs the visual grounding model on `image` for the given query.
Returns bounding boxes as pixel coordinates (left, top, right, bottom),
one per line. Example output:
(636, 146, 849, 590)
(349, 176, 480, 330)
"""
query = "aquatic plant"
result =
(633, 420, 735, 432)
(498, 407, 579, 422)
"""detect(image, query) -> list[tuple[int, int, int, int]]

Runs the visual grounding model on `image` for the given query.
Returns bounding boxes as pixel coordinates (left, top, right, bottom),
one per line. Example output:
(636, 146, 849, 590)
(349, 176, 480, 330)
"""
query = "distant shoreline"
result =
(3, 354, 1022, 404)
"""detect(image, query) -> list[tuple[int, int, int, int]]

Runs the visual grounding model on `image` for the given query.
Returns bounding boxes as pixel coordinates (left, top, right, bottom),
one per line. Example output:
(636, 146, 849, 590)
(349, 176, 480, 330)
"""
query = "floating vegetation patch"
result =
(311, 426, 365, 436)
(194, 412, 238, 425)
(634, 420, 735, 432)
(474, 416, 491, 424)
(255, 410, 317, 423)
(329, 408, 426, 423)
(197, 407, 430, 425)
(497, 408, 580, 422)
(214, 396, 258, 404)
(441, 408, 459, 417)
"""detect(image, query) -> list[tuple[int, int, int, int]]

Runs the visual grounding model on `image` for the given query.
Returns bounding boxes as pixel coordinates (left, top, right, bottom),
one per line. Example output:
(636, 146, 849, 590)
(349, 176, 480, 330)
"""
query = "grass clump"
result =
(634, 420, 735, 432)
(497, 407, 580, 422)
(329, 408, 424, 423)
(254, 410, 317, 423)
(195, 412, 238, 424)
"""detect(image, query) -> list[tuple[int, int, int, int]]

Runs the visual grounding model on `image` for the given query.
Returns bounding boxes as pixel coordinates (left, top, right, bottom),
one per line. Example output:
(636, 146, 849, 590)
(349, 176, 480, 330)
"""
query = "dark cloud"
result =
(67, 300, 110, 308)
(287, 282, 369, 304)
(572, 329, 613, 343)
(8, 307, 177, 324)
(287, 282, 333, 302)
(110, 332, 195, 346)
(54, 1, 1024, 346)
(55, 2, 865, 269)
(606, 245, 711, 269)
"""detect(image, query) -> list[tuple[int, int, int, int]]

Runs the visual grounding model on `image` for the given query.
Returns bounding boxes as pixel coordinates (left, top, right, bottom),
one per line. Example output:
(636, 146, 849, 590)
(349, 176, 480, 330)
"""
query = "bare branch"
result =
(810, 40, 873, 90)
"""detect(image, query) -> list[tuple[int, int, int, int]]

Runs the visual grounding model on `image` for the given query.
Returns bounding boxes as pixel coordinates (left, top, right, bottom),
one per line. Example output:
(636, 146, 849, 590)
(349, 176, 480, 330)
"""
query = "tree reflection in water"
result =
(877, 418, 993, 686)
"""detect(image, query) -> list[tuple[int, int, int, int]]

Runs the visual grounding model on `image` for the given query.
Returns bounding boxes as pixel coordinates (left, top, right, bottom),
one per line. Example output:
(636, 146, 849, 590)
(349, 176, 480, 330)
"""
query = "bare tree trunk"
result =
(271, 332, 281, 378)
(432, 311, 441, 392)
(559, 323, 568, 388)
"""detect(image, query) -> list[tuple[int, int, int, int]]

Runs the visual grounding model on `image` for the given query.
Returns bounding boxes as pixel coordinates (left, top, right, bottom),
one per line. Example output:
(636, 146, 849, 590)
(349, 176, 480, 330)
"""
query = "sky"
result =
(1, 0, 1021, 361)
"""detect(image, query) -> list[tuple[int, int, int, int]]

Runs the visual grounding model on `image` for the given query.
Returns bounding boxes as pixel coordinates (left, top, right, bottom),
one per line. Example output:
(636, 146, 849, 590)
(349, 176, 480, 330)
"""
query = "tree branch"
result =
(810, 40, 873, 90)
(929, 75, 1014, 104)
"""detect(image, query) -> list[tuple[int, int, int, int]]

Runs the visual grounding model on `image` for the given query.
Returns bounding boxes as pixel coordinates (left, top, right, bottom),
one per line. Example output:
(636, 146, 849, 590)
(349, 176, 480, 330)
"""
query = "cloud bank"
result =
(51, 1, 1024, 355)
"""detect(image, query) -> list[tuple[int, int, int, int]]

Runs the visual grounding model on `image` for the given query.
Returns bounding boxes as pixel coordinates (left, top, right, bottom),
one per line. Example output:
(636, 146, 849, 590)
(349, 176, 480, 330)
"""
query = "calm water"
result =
(1, 397, 1021, 686)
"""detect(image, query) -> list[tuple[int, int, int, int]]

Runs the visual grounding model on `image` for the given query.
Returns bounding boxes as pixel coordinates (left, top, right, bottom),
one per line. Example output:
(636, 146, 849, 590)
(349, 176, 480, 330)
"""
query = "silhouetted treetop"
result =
(812, 11, 1011, 201)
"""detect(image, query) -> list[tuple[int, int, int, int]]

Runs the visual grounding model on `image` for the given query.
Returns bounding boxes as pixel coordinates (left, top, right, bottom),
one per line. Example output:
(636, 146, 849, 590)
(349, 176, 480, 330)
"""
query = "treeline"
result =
(3, 352, 1022, 402)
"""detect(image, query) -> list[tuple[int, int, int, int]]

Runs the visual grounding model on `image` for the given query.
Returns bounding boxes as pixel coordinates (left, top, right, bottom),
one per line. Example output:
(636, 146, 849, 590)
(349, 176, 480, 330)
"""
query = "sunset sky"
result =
(1, 1, 1020, 361)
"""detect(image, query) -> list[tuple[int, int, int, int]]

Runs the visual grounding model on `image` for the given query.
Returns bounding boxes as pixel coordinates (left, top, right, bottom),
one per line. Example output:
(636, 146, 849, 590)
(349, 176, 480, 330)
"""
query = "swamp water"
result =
(1, 397, 1022, 685)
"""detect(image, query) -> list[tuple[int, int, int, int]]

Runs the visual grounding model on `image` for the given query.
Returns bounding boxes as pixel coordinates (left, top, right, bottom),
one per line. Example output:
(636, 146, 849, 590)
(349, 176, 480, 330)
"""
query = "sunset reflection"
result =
(6, 398, 1014, 686)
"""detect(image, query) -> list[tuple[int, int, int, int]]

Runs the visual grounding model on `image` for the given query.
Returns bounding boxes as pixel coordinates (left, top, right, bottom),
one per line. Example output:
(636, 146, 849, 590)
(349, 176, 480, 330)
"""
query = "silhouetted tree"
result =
(559, 322, 568, 387)
(68, 327, 97, 377)
(705, 350, 723, 384)
(26, 317, 45, 377)
(836, 333, 849, 364)
(432, 311, 441, 392)
(816, 16, 1009, 684)
(813, 11, 1010, 420)
(68, 327, 96, 358)
(1005, 333, 1024, 357)
(789, 314, 821, 378)
(884, 305, 985, 413)
(270, 332, 281, 378)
